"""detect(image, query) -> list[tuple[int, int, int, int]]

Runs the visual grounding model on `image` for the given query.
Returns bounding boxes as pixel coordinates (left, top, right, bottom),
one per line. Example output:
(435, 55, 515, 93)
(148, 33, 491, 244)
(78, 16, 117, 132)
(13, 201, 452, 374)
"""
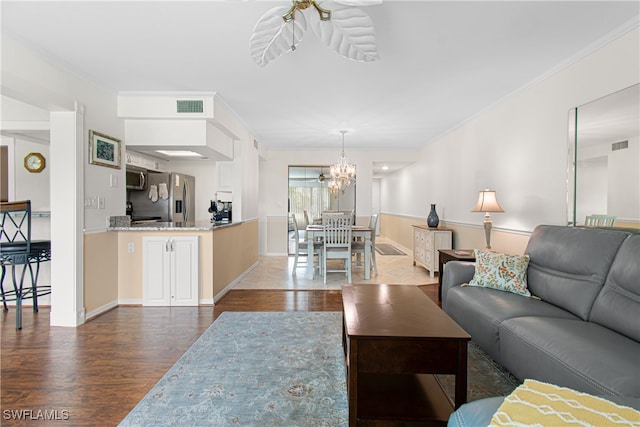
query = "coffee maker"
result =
(209, 199, 232, 223)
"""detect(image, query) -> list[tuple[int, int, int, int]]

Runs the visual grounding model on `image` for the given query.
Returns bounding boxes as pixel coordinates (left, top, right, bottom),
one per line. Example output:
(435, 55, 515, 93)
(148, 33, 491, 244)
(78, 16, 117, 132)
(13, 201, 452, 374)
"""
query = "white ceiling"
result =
(1, 1, 638, 154)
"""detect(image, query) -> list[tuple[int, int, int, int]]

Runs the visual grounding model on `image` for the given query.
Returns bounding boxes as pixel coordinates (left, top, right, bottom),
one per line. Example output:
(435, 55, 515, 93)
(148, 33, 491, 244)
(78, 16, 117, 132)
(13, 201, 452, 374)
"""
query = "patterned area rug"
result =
(375, 243, 406, 255)
(119, 312, 348, 427)
(437, 341, 521, 402)
(119, 312, 520, 426)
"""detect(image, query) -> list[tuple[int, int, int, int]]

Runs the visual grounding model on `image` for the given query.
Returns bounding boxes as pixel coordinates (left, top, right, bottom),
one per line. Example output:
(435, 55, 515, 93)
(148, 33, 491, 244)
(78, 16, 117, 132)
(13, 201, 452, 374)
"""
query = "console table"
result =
(438, 249, 476, 301)
(342, 284, 470, 426)
(412, 225, 452, 278)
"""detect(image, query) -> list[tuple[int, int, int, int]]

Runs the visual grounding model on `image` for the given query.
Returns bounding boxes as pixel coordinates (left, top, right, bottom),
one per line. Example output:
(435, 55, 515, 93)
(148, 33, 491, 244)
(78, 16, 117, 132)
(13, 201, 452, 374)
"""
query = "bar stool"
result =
(1, 200, 52, 330)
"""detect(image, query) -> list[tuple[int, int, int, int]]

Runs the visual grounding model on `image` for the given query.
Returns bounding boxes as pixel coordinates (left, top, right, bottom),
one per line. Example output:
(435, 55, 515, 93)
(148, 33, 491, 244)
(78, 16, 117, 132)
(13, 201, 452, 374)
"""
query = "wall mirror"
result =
(568, 83, 639, 228)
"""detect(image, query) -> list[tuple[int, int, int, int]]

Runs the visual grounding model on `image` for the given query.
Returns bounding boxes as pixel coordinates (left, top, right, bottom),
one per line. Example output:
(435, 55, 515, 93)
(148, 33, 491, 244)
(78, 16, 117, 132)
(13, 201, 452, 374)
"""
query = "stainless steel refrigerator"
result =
(128, 172, 196, 223)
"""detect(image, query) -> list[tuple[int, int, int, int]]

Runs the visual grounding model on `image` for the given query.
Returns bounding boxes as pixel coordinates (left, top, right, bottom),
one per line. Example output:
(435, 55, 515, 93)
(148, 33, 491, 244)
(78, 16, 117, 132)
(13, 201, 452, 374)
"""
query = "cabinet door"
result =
(218, 162, 233, 190)
(171, 236, 199, 306)
(143, 235, 199, 306)
(143, 237, 172, 306)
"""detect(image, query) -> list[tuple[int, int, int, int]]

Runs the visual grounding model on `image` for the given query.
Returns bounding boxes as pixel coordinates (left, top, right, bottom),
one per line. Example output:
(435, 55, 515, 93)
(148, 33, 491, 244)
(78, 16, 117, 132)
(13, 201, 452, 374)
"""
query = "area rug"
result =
(119, 312, 348, 427)
(437, 341, 521, 402)
(119, 312, 520, 426)
(375, 243, 406, 256)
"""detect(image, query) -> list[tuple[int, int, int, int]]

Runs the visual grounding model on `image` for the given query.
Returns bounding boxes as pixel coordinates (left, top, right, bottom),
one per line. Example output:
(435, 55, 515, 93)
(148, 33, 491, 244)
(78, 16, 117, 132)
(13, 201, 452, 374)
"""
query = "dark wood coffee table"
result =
(342, 284, 471, 426)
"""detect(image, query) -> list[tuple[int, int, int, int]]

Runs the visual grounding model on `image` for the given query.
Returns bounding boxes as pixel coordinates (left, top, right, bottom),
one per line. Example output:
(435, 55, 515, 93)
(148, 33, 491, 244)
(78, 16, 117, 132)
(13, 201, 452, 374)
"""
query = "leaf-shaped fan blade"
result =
(250, 6, 308, 67)
(331, 0, 382, 6)
(309, 2, 379, 62)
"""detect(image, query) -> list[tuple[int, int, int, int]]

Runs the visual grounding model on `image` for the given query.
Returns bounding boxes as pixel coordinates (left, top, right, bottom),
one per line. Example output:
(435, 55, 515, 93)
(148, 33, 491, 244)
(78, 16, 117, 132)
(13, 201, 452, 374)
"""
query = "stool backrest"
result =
(0, 200, 32, 255)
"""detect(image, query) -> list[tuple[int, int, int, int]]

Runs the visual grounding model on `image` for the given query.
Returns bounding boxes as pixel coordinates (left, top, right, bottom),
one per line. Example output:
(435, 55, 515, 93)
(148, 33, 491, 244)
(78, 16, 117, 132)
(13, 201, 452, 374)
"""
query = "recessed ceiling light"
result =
(155, 150, 203, 157)
(381, 165, 389, 170)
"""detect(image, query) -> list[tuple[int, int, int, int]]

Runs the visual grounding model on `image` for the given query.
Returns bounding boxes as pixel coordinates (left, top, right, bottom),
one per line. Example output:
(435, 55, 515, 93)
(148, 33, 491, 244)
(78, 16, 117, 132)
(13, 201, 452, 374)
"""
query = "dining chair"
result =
(352, 214, 378, 275)
(585, 215, 616, 227)
(322, 213, 353, 284)
(291, 213, 323, 276)
(0, 200, 52, 329)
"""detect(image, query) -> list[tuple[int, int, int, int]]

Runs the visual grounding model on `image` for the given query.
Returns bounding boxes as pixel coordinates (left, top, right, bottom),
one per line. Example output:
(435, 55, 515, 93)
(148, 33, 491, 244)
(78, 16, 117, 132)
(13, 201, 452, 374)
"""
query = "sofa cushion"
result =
(590, 234, 640, 342)
(466, 250, 531, 297)
(490, 379, 640, 426)
(499, 316, 640, 397)
(446, 396, 505, 427)
(525, 225, 630, 320)
(443, 286, 578, 363)
(448, 394, 640, 427)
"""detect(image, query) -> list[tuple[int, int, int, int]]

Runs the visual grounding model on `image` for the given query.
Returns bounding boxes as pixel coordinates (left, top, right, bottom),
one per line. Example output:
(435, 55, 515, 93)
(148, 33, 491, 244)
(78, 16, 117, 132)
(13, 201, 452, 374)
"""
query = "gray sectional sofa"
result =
(441, 225, 640, 422)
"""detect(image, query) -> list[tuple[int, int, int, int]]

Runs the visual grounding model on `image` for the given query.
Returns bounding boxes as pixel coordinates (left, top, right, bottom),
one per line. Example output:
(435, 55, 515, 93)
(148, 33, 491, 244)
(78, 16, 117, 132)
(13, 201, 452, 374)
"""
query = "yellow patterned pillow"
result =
(490, 379, 640, 426)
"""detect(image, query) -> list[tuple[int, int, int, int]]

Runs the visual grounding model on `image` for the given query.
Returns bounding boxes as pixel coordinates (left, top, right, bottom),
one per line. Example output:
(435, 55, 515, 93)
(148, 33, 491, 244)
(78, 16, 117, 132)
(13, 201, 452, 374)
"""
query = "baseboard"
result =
(213, 260, 260, 303)
(117, 298, 143, 306)
(86, 300, 119, 320)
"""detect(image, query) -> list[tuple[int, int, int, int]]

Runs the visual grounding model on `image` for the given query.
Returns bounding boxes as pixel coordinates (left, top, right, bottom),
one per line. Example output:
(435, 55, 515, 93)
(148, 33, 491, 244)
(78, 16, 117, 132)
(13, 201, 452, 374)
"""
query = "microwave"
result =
(126, 167, 147, 190)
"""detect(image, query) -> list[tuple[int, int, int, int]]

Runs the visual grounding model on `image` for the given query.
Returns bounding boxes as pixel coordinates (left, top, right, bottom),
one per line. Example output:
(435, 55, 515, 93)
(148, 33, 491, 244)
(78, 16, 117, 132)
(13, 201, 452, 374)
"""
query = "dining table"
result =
(305, 224, 374, 280)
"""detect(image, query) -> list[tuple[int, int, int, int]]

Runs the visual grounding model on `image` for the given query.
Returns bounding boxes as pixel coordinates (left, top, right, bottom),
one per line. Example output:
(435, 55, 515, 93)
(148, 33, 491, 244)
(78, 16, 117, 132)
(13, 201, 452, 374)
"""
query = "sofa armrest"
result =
(441, 261, 476, 306)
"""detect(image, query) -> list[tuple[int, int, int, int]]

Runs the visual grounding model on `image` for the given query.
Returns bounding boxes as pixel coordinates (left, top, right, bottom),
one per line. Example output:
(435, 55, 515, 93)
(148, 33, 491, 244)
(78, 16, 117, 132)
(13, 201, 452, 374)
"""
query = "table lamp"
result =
(472, 189, 504, 249)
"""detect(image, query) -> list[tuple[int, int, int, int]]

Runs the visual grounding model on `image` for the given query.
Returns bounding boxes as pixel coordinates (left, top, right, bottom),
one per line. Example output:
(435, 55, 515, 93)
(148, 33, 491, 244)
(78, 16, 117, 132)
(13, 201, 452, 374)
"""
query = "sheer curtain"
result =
(289, 186, 330, 225)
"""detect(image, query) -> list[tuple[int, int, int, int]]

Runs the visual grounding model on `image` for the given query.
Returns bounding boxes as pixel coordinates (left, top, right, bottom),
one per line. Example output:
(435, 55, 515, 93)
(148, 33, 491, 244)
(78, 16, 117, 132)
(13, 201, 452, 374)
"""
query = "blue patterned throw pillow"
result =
(466, 249, 531, 297)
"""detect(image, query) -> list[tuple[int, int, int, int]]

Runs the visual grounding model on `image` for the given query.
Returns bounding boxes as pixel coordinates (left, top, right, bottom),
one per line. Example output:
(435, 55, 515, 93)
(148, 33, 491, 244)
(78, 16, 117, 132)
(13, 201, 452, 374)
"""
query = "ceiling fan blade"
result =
(309, 2, 379, 63)
(250, 6, 308, 67)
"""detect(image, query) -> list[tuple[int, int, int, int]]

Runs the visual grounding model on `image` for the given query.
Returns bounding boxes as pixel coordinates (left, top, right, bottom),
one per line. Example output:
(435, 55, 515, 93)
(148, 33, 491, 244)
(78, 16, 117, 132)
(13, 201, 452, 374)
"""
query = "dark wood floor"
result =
(1, 285, 438, 426)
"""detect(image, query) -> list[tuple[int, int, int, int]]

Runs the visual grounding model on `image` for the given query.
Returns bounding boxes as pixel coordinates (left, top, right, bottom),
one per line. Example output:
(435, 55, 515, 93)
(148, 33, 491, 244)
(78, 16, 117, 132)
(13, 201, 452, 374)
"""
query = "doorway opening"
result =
(287, 165, 356, 254)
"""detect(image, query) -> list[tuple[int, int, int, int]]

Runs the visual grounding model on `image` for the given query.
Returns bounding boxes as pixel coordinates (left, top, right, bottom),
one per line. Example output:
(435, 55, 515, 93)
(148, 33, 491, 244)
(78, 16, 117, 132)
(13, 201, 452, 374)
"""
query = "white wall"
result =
(2, 35, 123, 326)
(381, 27, 640, 233)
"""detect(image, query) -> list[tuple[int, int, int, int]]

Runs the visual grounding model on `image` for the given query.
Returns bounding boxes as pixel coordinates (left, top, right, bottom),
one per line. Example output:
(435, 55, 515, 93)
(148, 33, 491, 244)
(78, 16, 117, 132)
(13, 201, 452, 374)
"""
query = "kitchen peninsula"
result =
(109, 219, 258, 306)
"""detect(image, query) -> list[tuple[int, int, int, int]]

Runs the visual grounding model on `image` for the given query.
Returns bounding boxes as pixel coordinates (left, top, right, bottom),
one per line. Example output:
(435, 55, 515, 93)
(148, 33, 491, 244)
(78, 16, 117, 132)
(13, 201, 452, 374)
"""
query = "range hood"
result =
(118, 92, 244, 161)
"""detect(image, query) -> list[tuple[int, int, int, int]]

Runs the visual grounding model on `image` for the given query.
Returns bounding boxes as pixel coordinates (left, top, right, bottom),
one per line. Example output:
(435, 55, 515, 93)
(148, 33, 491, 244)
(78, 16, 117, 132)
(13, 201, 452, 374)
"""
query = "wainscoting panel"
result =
(380, 213, 531, 255)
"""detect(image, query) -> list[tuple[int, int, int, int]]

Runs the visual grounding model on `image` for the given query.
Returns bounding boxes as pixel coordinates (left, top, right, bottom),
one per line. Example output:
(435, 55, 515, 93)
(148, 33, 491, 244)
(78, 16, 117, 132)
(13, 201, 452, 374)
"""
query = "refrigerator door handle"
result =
(183, 179, 190, 223)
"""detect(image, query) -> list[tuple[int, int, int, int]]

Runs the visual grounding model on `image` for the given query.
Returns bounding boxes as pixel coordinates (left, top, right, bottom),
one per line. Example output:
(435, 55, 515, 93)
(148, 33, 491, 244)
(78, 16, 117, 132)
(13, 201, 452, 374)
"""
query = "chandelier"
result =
(328, 130, 356, 195)
(250, 0, 380, 67)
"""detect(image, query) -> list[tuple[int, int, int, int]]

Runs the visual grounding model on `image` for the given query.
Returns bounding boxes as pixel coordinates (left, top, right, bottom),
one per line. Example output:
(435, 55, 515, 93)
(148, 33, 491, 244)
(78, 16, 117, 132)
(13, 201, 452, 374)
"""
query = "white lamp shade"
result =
(472, 190, 504, 213)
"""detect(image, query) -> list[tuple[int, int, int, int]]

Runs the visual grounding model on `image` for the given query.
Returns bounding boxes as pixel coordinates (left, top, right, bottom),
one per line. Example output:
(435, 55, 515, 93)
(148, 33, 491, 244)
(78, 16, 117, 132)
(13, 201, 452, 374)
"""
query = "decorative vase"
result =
(427, 204, 439, 228)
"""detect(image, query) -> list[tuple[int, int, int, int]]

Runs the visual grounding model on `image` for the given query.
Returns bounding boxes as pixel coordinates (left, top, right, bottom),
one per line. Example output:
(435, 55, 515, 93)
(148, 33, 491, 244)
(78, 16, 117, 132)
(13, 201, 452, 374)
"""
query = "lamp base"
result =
(483, 214, 493, 249)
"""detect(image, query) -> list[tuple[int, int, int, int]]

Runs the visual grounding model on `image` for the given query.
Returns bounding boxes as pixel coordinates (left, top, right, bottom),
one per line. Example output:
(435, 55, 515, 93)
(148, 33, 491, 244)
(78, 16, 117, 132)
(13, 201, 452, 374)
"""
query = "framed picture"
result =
(89, 130, 121, 169)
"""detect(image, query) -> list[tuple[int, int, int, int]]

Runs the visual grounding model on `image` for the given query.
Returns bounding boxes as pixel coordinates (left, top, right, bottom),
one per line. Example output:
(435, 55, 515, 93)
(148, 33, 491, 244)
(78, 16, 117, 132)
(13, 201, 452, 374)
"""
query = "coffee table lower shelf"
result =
(355, 373, 454, 426)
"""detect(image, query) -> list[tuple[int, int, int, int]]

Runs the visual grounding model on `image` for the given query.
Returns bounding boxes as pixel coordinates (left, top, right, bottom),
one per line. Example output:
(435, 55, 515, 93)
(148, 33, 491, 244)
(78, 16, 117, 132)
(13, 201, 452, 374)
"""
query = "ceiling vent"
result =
(176, 100, 204, 114)
(611, 140, 629, 151)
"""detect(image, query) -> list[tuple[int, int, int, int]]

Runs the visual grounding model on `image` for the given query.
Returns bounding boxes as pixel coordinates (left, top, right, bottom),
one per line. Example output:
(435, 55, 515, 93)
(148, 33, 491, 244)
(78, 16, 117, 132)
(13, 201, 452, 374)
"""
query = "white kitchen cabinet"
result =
(412, 225, 452, 278)
(126, 150, 168, 172)
(143, 235, 199, 306)
(141, 156, 167, 172)
(125, 151, 142, 167)
(218, 161, 233, 190)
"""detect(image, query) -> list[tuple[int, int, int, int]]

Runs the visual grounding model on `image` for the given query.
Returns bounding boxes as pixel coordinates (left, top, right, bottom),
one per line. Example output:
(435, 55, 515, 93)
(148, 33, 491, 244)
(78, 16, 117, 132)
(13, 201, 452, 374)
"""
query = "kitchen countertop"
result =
(109, 220, 239, 231)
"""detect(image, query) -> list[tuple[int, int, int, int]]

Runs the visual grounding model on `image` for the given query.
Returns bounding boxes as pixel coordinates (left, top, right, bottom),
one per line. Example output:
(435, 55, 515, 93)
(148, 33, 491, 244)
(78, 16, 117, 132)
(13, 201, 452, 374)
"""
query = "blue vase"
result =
(427, 204, 439, 228)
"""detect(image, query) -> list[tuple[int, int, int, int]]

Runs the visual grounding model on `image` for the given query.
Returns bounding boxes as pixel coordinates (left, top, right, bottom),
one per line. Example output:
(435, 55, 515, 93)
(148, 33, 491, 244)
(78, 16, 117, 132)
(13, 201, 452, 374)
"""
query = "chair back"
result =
(1, 200, 32, 257)
(369, 213, 379, 239)
(322, 213, 352, 247)
(369, 214, 379, 231)
(291, 213, 301, 240)
(585, 215, 616, 227)
(303, 210, 310, 227)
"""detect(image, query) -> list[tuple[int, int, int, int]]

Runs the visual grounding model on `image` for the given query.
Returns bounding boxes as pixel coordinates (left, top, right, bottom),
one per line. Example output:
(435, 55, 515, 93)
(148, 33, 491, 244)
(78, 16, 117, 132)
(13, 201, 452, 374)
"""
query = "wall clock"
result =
(24, 152, 46, 173)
